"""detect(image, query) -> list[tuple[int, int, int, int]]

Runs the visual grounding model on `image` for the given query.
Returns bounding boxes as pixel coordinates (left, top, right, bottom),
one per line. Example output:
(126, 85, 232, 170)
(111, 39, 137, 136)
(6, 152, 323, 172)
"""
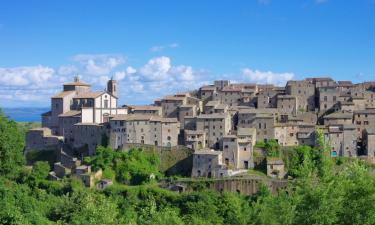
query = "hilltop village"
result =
(26, 76, 375, 181)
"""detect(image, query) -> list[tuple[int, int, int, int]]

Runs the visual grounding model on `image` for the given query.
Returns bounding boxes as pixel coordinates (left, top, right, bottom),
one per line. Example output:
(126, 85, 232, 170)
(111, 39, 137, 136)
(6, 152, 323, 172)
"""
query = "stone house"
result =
(274, 123, 299, 146)
(127, 105, 162, 116)
(323, 112, 353, 125)
(25, 128, 63, 152)
(296, 124, 316, 146)
(196, 113, 232, 149)
(71, 123, 107, 155)
(179, 104, 198, 129)
(199, 85, 217, 104)
(266, 158, 286, 179)
(318, 86, 340, 113)
(191, 149, 223, 178)
(363, 128, 375, 158)
(109, 114, 180, 150)
(277, 95, 297, 116)
(325, 124, 357, 157)
(161, 95, 187, 118)
(285, 80, 316, 111)
(184, 130, 206, 150)
(222, 127, 256, 170)
(353, 108, 375, 140)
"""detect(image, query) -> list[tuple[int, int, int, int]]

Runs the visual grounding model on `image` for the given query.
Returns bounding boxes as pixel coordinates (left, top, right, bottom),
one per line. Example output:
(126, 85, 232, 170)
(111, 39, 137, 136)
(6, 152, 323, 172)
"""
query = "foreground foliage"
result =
(2, 110, 375, 224)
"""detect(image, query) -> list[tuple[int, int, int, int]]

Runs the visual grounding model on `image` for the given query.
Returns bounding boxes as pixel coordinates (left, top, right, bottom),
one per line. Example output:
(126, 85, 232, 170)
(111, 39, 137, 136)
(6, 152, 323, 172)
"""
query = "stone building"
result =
(277, 95, 297, 115)
(222, 128, 256, 170)
(363, 128, 375, 158)
(25, 128, 63, 152)
(318, 86, 340, 113)
(353, 108, 375, 140)
(266, 158, 286, 179)
(199, 85, 216, 104)
(285, 80, 315, 111)
(109, 114, 180, 150)
(127, 105, 162, 116)
(196, 113, 232, 149)
(274, 123, 299, 146)
(325, 124, 357, 157)
(296, 124, 316, 146)
(184, 130, 206, 150)
(191, 149, 223, 178)
(323, 112, 353, 125)
(161, 95, 186, 118)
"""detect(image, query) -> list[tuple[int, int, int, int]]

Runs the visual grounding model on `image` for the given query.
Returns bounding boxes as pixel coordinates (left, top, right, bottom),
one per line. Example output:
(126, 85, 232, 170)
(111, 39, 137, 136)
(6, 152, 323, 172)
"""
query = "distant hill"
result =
(2, 107, 48, 122)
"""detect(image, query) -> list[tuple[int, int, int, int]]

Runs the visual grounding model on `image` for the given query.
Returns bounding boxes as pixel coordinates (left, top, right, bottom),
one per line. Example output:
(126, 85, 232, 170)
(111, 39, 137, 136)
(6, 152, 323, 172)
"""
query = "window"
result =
(104, 100, 109, 108)
(324, 96, 327, 101)
(364, 121, 369, 125)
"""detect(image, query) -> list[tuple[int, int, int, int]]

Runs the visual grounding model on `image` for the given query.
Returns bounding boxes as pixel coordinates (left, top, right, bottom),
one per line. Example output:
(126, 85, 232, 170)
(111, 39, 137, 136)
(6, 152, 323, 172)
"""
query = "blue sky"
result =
(0, 0, 374, 107)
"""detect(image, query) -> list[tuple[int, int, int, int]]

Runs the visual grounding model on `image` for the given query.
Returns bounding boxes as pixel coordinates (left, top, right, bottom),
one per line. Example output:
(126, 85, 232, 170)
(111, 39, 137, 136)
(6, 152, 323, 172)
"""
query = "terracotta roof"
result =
(267, 158, 284, 165)
(128, 105, 161, 111)
(324, 112, 353, 119)
(110, 114, 178, 123)
(221, 86, 243, 92)
(193, 149, 222, 155)
(338, 81, 353, 87)
(63, 81, 90, 86)
(205, 101, 220, 107)
(74, 91, 105, 99)
(200, 85, 216, 91)
(277, 95, 296, 99)
(52, 91, 75, 99)
(197, 113, 228, 119)
(238, 108, 278, 114)
(162, 95, 186, 101)
(58, 110, 81, 117)
(179, 104, 195, 108)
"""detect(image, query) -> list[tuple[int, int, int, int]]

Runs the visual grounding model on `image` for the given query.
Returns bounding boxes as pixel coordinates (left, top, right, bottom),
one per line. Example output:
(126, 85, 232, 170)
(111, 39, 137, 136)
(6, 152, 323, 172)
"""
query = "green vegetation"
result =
(0, 110, 25, 178)
(3, 109, 375, 224)
(85, 146, 161, 185)
(26, 150, 58, 166)
(17, 122, 41, 136)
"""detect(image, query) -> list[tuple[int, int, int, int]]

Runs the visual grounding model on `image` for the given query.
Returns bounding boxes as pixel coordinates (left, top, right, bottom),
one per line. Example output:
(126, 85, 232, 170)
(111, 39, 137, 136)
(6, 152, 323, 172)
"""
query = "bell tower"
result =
(107, 77, 117, 98)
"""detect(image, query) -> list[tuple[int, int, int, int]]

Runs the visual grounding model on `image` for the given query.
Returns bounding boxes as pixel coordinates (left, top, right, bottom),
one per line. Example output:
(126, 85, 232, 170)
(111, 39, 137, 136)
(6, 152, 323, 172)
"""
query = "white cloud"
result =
(0, 65, 55, 87)
(72, 54, 125, 75)
(58, 65, 78, 75)
(126, 66, 137, 74)
(150, 43, 179, 52)
(139, 56, 172, 81)
(241, 68, 294, 86)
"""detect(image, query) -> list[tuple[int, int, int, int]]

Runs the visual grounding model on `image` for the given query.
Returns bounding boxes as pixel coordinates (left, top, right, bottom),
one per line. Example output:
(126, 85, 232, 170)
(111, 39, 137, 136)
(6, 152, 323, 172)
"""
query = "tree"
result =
(31, 161, 50, 181)
(264, 139, 280, 158)
(287, 145, 314, 178)
(0, 109, 25, 178)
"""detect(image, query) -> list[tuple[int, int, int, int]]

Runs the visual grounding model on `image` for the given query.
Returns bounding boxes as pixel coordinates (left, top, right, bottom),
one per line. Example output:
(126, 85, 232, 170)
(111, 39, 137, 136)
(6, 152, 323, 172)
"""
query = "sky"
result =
(0, 0, 375, 107)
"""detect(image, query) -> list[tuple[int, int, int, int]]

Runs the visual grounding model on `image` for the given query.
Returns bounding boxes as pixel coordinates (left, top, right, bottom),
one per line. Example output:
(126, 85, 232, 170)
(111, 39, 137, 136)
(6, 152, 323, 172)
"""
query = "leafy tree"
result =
(287, 145, 314, 178)
(31, 161, 50, 181)
(0, 110, 25, 178)
(264, 139, 280, 157)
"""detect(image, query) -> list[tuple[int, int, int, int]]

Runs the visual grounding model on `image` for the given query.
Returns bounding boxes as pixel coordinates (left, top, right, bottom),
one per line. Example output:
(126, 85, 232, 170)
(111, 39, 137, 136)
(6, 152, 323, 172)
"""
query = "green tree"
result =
(31, 161, 50, 181)
(264, 139, 280, 157)
(0, 110, 25, 178)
